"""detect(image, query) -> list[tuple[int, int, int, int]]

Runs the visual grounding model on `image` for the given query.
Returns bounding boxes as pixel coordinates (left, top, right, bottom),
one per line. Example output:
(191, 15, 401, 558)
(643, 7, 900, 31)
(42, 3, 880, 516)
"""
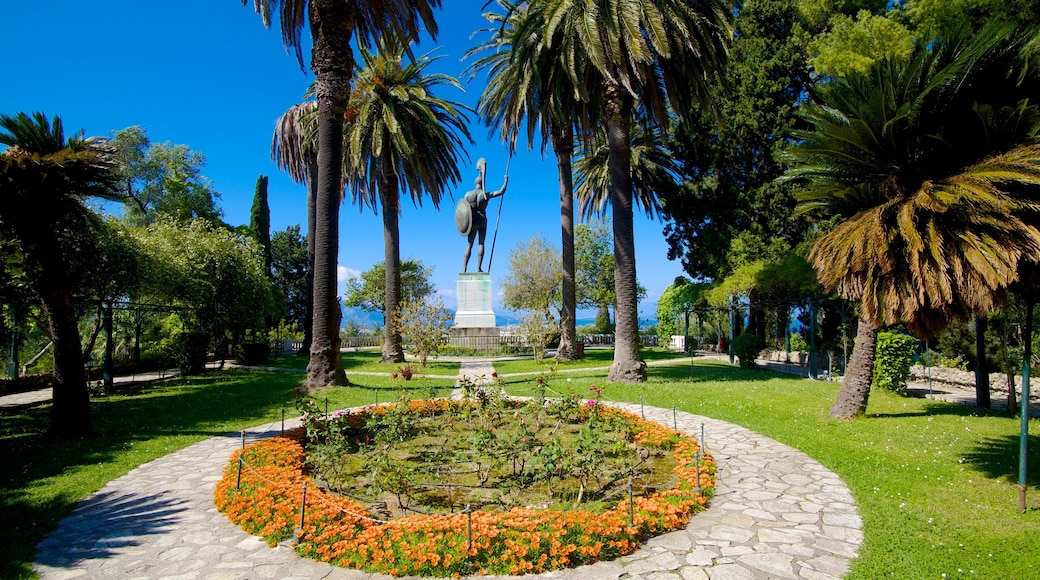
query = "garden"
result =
(215, 383, 714, 576)
(3, 356, 1039, 579)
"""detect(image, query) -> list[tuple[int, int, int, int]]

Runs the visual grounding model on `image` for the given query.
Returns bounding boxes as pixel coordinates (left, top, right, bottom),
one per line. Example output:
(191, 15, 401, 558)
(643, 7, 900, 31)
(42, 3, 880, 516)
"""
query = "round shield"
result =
(455, 198, 473, 237)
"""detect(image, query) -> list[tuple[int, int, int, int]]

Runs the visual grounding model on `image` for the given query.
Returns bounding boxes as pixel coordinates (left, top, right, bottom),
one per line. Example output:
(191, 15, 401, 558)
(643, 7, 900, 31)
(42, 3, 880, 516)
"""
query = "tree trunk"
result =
(974, 315, 991, 410)
(552, 122, 578, 360)
(40, 286, 92, 438)
(830, 314, 878, 419)
(304, 1, 353, 390)
(604, 91, 646, 383)
(381, 182, 405, 363)
(301, 158, 317, 355)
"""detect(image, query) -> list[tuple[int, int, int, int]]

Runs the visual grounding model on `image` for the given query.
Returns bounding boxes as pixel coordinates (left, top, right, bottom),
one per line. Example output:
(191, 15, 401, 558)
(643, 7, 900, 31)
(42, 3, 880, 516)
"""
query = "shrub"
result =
(235, 342, 270, 365)
(789, 332, 809, 353)
(872, 332, 919, 395)
(732, 333, 764, 368)
(172, 331, 209, 375)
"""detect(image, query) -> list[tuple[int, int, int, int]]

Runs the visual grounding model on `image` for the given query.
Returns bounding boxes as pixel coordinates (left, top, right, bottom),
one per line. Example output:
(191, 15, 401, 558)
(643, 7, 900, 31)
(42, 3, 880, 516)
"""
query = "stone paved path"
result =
(34, 366, 862, 579)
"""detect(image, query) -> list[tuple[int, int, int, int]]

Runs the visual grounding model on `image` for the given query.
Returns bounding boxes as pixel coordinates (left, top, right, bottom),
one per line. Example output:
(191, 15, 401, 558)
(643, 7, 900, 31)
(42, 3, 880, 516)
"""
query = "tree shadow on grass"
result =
(961, 433, 1040, 486)
(0, 370, 300, 577)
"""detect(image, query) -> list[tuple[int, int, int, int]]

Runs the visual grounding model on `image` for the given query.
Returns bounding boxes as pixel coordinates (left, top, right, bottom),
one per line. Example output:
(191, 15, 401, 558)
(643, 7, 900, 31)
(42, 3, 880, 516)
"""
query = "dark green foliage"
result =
(235, 342, 270, 365)
(172, 331, 209, 375)
(732, 333, 765, 369)
(593, 305, 614, 334)
(662, 0, 813, 281)
(935, 314, 1015, 373)
(271, 225, 309, 333)
(872, 332, 919, 395)
(249, 175, 271, 274)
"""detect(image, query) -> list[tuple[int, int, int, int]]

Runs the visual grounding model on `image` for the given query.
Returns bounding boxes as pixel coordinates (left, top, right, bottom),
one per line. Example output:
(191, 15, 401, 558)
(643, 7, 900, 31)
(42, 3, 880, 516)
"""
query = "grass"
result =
(3, 355, 1039, 579)
(0, 370, 455, 580)
(491, 346, 689, 375)
(503, 360, 1040, 579)
(266, 349, 461, 376)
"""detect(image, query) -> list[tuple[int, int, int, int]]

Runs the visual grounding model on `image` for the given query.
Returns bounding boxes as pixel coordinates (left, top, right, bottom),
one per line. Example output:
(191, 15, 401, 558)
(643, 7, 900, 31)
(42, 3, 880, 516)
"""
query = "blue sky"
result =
(1, 1, 688, 324)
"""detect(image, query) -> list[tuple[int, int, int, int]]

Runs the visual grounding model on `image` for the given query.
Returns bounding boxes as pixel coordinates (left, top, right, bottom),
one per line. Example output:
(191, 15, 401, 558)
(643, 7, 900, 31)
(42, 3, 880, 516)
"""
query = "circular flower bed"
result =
(215, 399, 715, 577)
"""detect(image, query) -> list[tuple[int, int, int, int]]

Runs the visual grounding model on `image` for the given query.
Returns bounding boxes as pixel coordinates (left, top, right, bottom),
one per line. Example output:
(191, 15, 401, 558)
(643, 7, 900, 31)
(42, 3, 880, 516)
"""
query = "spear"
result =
(487, 154, 511, 273)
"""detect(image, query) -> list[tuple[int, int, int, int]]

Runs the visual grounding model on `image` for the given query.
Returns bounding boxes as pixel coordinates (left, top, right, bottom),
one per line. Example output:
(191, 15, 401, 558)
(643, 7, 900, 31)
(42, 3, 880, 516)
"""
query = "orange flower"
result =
(214, 400, 717, 576)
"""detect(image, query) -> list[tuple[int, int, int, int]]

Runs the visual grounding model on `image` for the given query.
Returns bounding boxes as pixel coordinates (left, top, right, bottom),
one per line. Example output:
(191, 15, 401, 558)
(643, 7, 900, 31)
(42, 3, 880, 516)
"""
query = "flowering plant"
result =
(215, 401, 715, 577)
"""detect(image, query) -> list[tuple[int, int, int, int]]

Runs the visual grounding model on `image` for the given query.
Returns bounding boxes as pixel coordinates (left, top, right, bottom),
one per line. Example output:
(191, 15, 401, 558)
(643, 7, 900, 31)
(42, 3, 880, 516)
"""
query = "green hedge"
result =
(872, 332, 919, 395)
(732, 333, 765, 369)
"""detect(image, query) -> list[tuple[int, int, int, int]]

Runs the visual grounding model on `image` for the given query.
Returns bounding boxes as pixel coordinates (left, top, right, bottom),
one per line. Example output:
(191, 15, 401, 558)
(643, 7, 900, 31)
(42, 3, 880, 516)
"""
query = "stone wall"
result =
(909, 364, 1023, 393)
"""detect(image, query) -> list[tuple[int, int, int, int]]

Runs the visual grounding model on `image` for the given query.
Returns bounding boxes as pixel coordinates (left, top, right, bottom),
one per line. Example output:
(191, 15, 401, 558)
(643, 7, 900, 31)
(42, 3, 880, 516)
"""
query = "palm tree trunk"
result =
(830, 313, 878, 419)
(40, 286, 92, 437)
(304, 3, 353, 390)
(604, 91, 646, 383)
(552, 122, 578, 360)
(381, 181, 405, 363)
(974, 315, 991, 409)
(301, 158, 317, 354)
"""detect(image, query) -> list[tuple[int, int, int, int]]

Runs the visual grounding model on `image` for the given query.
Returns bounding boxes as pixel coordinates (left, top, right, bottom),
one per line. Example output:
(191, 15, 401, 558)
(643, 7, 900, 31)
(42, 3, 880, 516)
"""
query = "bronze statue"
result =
(456, 158, 507, 273)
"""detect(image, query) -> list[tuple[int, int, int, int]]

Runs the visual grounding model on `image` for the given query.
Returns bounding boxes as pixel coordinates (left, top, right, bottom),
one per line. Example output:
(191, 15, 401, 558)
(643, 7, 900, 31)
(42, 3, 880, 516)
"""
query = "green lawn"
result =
(503, 361, 1040, 579)
(491, 346, 688, 375)
(0, 371, 455, 580)
(266, 349, 461, 376)
(2, 358, 1038, 579)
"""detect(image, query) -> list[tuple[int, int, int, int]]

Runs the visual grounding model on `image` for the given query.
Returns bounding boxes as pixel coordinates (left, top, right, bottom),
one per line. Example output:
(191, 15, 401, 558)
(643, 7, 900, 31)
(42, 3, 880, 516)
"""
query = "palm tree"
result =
(539, 0, 732, 382)
(245, 0, 440, 390)
(468, 1, 588, 360)
(573, 112, 681, 220)
(0, 112, 122, 437)
(342, 34, 472, 363)
(784, 22, 1040, 419)
(272, 100, 318, 354)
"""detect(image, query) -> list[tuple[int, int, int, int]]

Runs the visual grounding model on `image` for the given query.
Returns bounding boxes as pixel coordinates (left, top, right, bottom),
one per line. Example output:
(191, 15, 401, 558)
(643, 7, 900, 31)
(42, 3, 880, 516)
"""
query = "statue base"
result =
(454, 272, 497, 329)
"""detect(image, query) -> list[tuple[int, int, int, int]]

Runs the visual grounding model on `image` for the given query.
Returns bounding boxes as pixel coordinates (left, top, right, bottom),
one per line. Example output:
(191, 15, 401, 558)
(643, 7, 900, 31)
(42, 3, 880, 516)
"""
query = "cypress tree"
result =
(250, 174, 272, 274)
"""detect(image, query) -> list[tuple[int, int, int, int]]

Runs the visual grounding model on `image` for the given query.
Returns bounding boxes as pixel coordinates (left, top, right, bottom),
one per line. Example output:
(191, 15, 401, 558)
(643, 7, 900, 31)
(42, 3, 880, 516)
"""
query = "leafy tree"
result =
(245, 0, 441, 390)
(501, 235, 562, 325)
(110, 127, 223, 226)
(132, 218, 272, 353)
(537, 0, 732, 383)
(249, 174, 272, 273)
(783, 22, 1040, 418)
(663, 0, 813, 283)
(0, 112, 123, 437)
(575, 220, 615, 329)
(271, 225, 309, 335)
(656, 276, 709, 340)
(806, 9, 913, 77)
(801, 0, 1040, 78)
(343, 260, 436, 314)
(516, 312, 559, 363)
(393, 297, 452, 367)
(573, 219, 646, 333)
(342, 33, 471, 364)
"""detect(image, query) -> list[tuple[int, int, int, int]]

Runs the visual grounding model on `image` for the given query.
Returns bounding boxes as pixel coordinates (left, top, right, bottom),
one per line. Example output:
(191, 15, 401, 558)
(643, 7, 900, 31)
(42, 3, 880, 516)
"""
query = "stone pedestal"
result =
(454, 272, 498, 330)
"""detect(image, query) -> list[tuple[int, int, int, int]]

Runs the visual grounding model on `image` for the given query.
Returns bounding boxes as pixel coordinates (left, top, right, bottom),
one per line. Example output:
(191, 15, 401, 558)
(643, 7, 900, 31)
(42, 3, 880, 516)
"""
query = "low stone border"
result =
(34, 403, 861, 579)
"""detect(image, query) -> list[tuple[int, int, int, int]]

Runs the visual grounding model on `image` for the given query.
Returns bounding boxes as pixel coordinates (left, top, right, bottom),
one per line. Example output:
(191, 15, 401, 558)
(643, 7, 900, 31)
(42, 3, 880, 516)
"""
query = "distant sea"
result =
(341, 307, 655, 332)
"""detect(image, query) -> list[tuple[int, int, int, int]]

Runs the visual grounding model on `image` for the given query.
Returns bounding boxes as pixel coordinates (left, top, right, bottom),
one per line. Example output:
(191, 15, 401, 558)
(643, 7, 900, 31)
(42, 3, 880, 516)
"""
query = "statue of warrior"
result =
(455, 157, 507, 273)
